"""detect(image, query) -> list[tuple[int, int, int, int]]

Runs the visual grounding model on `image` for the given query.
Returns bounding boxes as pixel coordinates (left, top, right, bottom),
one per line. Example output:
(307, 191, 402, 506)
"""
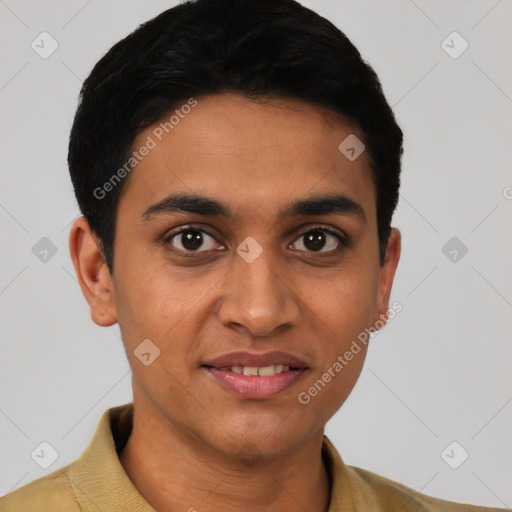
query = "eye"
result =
(163, 224, 349, 256)
(290, 227, 348, 253)
(165, 226, 223, 253)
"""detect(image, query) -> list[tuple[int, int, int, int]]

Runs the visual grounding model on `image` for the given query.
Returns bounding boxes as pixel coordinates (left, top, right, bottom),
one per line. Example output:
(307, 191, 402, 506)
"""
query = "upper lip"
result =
(202, 351, 308, 369)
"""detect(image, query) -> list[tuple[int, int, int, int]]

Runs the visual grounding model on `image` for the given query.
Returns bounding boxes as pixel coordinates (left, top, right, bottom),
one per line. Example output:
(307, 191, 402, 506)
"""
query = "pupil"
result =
(182, 230, 203, 251)
(304, 231, 325, 251)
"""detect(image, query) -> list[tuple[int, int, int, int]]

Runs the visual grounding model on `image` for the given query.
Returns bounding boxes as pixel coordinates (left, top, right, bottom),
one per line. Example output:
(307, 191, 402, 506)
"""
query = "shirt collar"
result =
(67, 403, 355, 511)
(68, 403, 153, 511)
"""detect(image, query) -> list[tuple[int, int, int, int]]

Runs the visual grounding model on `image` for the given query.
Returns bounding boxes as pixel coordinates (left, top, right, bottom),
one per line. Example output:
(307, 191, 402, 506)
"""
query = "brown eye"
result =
(290, 228, 346, 253)
(304, 231, 327, 251)
(167, 228, 220, 252)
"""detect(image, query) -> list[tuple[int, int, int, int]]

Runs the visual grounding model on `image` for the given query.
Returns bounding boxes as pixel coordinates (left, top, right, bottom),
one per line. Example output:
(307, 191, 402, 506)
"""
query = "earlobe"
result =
(69, 217, 118, 327)
(373, 227, 401, 328)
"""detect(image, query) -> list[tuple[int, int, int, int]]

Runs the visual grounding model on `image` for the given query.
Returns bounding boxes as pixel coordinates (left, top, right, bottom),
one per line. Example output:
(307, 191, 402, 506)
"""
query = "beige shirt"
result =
(0, 403, 505, 511)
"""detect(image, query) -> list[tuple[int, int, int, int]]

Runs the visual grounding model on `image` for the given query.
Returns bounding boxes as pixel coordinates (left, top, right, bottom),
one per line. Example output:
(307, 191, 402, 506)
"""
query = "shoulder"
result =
(0, 465, 81, 512)
(345, 464, 506, 512)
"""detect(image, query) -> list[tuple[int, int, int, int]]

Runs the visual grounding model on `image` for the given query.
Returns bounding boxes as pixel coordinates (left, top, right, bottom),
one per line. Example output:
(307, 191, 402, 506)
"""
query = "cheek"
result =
(112, 257, 221, 379)
(297, 343, 368, 429)
(307, 264, 379, 337)
(112, 251, 190, 329)
(298, 263, 377, 412)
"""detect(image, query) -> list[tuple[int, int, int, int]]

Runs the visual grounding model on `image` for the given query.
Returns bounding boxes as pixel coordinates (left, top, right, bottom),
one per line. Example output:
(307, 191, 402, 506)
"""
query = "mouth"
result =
(201, 351, 309, 399)
(204, 363, 296, 376)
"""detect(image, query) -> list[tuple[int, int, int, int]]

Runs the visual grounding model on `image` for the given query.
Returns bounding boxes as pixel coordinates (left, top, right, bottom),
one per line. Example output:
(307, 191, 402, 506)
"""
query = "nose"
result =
(216, 249, 301, 338)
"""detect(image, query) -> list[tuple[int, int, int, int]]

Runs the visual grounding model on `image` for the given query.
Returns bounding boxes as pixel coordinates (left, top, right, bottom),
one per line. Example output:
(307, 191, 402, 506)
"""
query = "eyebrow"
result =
(141, 192, 367, 223)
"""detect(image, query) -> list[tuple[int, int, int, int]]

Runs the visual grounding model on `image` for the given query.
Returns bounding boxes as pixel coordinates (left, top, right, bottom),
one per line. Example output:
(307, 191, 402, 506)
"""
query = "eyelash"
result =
(162, 224, 350, 257)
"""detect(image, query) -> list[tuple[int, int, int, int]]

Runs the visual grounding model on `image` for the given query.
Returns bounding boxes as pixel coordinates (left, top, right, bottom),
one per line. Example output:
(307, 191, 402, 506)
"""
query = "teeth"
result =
(258, 365, 275, 376)
(222, 364, 292, 376)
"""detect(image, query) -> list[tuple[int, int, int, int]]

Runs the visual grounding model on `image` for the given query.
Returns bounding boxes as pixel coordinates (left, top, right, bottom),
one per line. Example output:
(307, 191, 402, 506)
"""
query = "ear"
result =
(69, 216, 118, 327)
(372, 227, 401, 328)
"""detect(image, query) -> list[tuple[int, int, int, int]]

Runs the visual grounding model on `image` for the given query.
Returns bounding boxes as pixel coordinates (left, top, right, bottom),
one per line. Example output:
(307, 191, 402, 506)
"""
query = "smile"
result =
(217, 364, 290, 376)
(201, 350, 309, 399)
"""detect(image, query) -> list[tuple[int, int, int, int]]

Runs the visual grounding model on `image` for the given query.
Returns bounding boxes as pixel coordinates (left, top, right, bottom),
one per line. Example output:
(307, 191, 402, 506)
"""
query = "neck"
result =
(119, 399, 331, 512)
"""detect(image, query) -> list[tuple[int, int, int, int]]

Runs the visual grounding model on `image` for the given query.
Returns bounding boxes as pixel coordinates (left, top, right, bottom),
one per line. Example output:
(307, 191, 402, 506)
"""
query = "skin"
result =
(69, 93, 401, 512)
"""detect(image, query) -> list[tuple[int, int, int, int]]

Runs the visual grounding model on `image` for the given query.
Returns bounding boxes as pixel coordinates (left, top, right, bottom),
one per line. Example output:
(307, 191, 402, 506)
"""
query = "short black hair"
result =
(68, 0, 403, 274)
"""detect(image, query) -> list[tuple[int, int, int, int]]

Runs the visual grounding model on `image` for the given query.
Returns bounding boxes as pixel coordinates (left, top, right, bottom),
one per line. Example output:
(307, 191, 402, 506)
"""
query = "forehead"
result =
(118, 93, 375, 223)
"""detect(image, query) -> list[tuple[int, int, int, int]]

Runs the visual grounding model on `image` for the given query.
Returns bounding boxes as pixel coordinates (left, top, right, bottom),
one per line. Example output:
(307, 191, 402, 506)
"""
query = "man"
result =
(0, 0, 506, 510)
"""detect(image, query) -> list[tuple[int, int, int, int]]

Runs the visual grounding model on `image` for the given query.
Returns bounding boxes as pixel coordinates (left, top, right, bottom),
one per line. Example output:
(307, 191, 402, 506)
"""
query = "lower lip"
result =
(203, 367, 307, 399)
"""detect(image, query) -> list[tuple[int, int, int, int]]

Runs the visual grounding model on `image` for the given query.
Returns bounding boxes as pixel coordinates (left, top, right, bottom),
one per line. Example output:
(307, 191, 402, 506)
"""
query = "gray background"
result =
(0, 0, 511, 507)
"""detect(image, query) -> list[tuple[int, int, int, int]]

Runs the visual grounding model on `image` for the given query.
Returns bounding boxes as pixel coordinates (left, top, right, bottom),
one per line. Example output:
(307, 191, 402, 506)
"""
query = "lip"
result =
(202, 350, 307, 369)
(203, 367, 308, 399)
(201, 350, 309, 399)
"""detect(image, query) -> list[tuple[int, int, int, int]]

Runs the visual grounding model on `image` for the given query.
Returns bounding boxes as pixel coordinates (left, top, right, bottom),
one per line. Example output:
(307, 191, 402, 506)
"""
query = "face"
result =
(73, 93, 400, 458)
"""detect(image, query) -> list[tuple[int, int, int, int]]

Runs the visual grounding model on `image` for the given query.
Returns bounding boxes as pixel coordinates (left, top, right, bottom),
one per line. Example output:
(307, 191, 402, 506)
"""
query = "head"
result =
(69, 0, 402, 459)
